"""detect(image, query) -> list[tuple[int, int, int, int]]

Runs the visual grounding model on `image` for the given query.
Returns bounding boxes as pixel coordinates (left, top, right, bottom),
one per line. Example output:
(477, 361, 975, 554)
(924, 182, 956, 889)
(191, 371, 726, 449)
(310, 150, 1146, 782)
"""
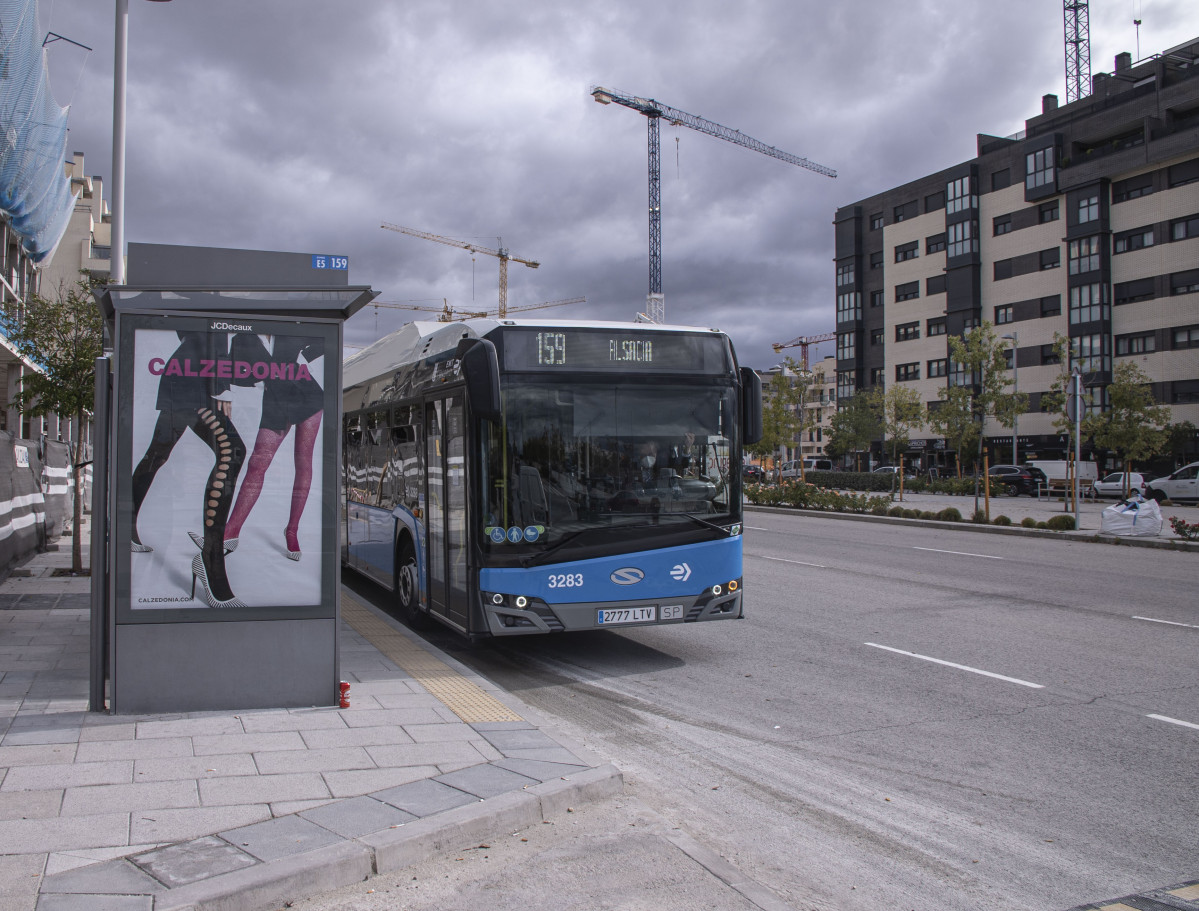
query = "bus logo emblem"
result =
(610, 568, 644, 585)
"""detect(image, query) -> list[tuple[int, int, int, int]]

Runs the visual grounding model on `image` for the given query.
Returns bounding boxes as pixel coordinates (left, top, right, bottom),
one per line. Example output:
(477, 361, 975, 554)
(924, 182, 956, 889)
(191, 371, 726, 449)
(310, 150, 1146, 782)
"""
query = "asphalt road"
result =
(356, 515, 1198, 910)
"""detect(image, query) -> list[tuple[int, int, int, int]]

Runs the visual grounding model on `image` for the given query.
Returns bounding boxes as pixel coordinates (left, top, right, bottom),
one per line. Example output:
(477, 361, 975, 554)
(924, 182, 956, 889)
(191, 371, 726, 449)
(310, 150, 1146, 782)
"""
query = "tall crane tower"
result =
(381, 223, 540, 318)
(1064, 1, 1091, 104)
(591, 86, 836, 323)
(772, 331, 836, 372)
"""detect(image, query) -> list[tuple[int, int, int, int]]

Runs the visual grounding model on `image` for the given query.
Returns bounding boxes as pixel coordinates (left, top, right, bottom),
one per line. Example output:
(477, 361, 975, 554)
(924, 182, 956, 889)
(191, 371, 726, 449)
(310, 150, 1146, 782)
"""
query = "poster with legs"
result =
(128, 325, 325, 611)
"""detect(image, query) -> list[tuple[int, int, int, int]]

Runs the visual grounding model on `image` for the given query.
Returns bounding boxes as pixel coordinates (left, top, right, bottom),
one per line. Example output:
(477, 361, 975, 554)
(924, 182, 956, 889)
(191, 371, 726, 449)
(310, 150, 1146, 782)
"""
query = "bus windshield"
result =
(481, 379, 737, 553)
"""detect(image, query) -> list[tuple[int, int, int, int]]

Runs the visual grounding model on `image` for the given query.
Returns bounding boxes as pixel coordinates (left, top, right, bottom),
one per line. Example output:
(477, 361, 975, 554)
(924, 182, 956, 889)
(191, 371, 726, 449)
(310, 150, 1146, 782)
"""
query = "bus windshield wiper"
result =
(668, 512, 732, 534)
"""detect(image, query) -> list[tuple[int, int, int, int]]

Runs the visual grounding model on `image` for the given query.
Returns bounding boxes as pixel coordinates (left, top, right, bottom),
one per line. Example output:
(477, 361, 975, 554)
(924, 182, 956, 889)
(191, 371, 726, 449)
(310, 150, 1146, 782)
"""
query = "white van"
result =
(780, 458, 832, 480)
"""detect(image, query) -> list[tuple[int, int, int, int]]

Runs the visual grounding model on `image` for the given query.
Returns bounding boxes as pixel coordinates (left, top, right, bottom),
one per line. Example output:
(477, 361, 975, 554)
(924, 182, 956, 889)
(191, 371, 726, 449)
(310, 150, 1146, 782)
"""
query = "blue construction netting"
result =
(0, 0, 77, 264)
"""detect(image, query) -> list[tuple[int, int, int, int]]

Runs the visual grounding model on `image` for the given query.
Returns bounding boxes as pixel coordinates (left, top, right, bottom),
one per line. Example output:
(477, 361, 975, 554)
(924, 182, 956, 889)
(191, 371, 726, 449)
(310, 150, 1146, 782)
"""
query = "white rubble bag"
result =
(1100, 495, 1163, 536)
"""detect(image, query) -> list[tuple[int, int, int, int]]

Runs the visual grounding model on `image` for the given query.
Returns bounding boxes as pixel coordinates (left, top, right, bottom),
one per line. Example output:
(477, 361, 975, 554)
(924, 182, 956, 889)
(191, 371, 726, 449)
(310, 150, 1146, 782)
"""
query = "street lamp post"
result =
(1002, 331, 1018, 465)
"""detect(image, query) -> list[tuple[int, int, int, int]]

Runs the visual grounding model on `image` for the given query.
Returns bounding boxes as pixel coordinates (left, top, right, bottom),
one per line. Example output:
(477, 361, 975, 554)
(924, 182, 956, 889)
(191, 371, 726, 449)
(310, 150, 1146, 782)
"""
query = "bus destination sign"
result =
(503, 328, 729, 375)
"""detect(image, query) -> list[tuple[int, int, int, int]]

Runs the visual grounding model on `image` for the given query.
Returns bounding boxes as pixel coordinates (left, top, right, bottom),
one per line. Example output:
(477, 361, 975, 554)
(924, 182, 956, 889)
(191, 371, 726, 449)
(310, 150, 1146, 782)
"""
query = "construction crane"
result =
(772, 331, 836, 372)
(591, 85, 836, 324)
(381, 223, 540, 318)
(368, 297, 586, 323)
(1064, 1, 1091, 104)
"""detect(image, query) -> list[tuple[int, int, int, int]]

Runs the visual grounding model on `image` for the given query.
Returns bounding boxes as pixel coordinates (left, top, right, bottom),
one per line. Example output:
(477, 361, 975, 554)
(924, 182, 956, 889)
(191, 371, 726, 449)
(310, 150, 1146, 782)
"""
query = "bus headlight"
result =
(711, 584, 723, 596)
(728, 580, 739, 592)
(491, 593, 505, 605)
(514, 595, 529, 609)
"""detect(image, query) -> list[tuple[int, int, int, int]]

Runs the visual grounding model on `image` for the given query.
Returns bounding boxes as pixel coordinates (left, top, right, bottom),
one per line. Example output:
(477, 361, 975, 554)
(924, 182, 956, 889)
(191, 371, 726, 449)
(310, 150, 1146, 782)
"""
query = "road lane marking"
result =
(760, 555, 827, 568)
(1133, 615, 1199, 630)
(865, 643, 1044, 688)
(744, 525, 769, 531)
(912, 546, 1002, 560)
(1147, 714, 1199, 731)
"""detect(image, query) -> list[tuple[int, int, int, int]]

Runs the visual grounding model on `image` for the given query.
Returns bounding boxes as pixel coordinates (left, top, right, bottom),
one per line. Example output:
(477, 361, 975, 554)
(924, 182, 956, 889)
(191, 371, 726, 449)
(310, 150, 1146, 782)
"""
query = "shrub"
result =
(902, 508, 919, 519)
(888, 506, 905, 517)
(937, 507, 962, 522)
(1036, 521, 1049, 529)
(871, 504, 889, 516)
(1046, 515, 1076, 531)
(993, 515, 1012, 526)
(920, 511, 936, 520)
(1169, 516, 1199, 541)
(972, 509, 989, 524)
(1021, 517, 1037, 528)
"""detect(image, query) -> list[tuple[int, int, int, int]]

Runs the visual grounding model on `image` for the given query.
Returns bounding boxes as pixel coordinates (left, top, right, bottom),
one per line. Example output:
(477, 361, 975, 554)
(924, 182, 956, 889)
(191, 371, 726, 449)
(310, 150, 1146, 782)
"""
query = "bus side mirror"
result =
(457, 339, 501, 422)
(740, 367, 762, 445)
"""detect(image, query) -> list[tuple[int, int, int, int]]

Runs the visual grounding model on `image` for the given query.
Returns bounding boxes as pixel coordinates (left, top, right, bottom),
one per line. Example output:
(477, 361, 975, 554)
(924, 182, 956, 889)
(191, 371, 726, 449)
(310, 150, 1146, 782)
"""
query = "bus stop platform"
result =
(0, 514, 621, 911)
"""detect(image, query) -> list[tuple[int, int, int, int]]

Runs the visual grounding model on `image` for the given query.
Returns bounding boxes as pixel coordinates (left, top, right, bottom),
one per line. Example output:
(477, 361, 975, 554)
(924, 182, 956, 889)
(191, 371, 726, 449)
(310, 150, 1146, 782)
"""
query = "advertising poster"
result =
(117, 313, 337, 620)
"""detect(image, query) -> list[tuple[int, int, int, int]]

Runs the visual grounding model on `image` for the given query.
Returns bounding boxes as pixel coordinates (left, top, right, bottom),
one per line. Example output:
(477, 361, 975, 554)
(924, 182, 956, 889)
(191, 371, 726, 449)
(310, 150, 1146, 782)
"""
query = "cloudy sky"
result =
(37, 0, 1199, 368)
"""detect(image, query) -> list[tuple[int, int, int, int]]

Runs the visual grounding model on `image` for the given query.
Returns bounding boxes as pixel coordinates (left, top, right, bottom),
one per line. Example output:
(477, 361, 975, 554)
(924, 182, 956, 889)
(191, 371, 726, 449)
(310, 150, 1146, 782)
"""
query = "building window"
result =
(837, 370, 856, 399)
(1039, 201, 1059, 223)
(927, 317, 946, 336)
(994, 258, 1013, 281)
(1041, 295, 1062, 316)
(895, 281, 919, 302)
(949, 360, 977, 387)
(895, 363, 920, 382)
(870, 251, 883, 269)
(1113, 173, 1153, 202)
(837, 331, 856, 360)
(925, 191, 945, 212)
(1040, 343, 1060, 365)
(993, 214, 1012, 235)
(946, 176, 977, 214)
(1085, 385, 1110, 417)
(1115, 333, 1155, 355)
(1174, 327, 1199, 349)
(1077, 194, 1099, 224)
(1068, 236, 1101, 275)
(1026, 147, 1055, 190)
(926, 233, 946, 254)
(995, 305, 1013, 324)
(1114, 226, 1154, 253)
(870, 213, 884, 230)
(1172, 270, 1199, 295)
(927, 358, 948, 378)
(837, 292, 862, 323)
(991, 168, 1011, 191)
(1069, 283, 1109, 324)
(947, 220, 977, 257)
(870, 289, 884, 308)
(870, 328, 883, 345)
(1171, 214, 1199, 241)
(1074, 333, 1110, 374)
(893, 201, 917, 222)
(1040, 247, 1060, 270)
(895, 241, 918, 262)
(869, 367, 885, 386)
(1168, 159, 1199, 188)
(1114, 278, 1155, 305)
(836, 262, 854, 287)
(926, 274, 946, 296)
(896, 321, 920, 342)
(962, 316, 979, 331)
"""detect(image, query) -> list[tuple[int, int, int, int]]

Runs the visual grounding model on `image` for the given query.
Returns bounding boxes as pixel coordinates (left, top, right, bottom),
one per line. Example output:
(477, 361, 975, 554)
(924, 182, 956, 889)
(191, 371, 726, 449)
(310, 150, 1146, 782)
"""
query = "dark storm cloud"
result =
(38, 0, 1199, 366)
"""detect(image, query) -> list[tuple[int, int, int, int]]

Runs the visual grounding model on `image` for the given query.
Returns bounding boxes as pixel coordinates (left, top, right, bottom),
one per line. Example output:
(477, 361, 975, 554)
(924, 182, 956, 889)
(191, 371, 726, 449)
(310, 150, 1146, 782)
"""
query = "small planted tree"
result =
(0, 278, 103, 573)
(826, 389, 881, 471)
(1086, 361, 1170, 496)
(870, 384, 924, 466)
(928, 384, 979, 477)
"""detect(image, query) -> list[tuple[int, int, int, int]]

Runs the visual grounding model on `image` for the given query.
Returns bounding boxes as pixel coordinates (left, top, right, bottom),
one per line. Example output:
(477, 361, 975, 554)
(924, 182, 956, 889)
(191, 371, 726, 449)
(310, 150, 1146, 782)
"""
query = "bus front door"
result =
(424, 395, 469, 630)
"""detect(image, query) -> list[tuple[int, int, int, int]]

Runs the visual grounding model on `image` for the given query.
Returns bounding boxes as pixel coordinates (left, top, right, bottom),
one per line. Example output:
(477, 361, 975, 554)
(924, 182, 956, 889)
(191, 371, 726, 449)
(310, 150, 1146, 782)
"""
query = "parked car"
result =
(987, 464, 1041, 496)
(742, 464, 765, 482)
(778, 460, 800, 480)
(1093, 471, 1156, 499)
(872, 465, 915, 480)
(1146, 463, 1199, 502)
(780, 458, 833, 480)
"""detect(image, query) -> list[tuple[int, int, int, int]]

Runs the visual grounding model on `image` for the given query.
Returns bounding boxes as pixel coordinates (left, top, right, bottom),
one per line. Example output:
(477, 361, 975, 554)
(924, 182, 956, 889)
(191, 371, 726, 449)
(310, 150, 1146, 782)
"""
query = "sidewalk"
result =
(0, 516, 621, 911)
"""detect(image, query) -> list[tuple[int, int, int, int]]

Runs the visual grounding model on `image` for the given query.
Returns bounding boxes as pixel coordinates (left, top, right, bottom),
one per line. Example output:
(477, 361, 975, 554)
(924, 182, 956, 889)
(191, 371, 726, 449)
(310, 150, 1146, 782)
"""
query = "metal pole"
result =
(110, 0, 128, 285)
(1011, 332, 1018, 466)
(1073, 371, 1082, 529)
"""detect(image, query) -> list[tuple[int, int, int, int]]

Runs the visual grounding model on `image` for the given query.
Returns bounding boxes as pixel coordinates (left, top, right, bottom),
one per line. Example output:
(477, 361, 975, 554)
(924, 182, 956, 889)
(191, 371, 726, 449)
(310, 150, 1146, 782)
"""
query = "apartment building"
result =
(757, 354, 838, 463)
(833, 39, 1199, 471)
(37, 153, 113, 295)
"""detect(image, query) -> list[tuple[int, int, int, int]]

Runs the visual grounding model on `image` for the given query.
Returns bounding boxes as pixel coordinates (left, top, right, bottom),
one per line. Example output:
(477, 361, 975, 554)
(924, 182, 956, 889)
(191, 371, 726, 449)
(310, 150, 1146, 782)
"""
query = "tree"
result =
(1164, 420, 1198, 467)
(747, 370, 793, 472)
(1038, 332, 1085, 437)
(751, 360, 824, 480)
(825, 389, 880, 469)
(0, 278, 104, 573)
(870, 384, 924, 465)
(1085, 361, 1170, 496)
(947, 323, 1028, 468)
(928, 384, 979, 477)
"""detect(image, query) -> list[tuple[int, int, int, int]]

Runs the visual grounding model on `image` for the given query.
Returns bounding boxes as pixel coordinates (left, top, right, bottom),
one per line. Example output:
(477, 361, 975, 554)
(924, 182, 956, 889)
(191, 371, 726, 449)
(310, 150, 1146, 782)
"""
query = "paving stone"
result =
(364, 740, 488, 769)
(76, 724, 136, 744)
(34, 895, 151, 911)
(197, 772, 330, 807)
(38, 857, 161, 895)
(237, 711, 347, 733)
(0, 812, 130, 854)
(340, 708, 446, 728)
(74, 737, 193, 763)
(475, 727, 564, 752)
(190, 730, 305, 756)
(298, 724, 415, 750)
(372, 778, 479, 817)
(323, 765, 441, 798)
(501, 746, 588, 765)
(300, 795, 416, 838)
(44, 844, 164, 877)
(0, 787, 62, 821)
(251, 746, 373, 775)
(2, 760, 131, 792)
(132, 752, 257, 783)
(133, 716, 243, 740)
(493, 757, 592, 782)
(131, 835, 257, 887)
(435, 762, 538, 799)
(219, 813, 342, 863)
(128, 804, 270, 845)
(60, 779, 198, 817)
(402, 722, 482, 743)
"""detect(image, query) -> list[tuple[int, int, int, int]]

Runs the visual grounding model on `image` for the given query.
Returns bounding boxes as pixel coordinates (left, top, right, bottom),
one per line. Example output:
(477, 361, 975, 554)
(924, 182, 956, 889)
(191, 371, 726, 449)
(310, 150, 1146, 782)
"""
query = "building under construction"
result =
(833, 36, 1199, 471)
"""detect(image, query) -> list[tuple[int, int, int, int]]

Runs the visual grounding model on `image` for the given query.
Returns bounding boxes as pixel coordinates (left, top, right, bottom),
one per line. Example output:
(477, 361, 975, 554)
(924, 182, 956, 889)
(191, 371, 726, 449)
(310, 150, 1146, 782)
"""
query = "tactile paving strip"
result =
(341, 593, 523, 723)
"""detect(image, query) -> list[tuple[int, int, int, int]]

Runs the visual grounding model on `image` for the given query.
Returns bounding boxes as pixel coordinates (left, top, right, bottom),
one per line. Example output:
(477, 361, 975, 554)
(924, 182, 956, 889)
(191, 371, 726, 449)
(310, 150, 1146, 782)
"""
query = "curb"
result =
(746, 504, 1199, 552)
(154, 764, 623, 911)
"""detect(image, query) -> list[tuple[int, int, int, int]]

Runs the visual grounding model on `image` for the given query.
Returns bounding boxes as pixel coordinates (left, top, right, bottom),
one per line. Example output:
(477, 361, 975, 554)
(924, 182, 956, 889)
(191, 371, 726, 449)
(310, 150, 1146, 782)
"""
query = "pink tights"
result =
(225, 411, 321, 552)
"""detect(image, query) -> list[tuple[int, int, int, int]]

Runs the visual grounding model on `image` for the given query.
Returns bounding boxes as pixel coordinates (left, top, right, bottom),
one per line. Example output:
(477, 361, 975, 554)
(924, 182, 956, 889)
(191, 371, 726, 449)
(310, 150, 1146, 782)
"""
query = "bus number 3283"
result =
(548, 573, 584, 589)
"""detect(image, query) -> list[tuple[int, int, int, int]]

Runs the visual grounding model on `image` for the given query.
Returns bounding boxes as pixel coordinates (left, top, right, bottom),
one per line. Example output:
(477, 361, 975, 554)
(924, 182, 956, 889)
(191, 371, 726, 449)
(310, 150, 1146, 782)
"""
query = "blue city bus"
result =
(341, 318, 762, 639)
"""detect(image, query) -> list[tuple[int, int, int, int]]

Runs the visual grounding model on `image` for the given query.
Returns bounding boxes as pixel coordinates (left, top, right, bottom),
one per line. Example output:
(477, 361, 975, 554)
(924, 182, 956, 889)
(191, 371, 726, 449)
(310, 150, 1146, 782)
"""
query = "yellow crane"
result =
(381, 223, 540, 317)
(369, 297, 586, 323)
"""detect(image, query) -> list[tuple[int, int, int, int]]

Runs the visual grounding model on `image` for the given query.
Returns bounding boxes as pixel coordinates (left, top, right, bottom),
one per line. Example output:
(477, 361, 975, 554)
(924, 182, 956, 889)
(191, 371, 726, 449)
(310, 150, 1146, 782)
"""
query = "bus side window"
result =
(344, 414, 367, 503)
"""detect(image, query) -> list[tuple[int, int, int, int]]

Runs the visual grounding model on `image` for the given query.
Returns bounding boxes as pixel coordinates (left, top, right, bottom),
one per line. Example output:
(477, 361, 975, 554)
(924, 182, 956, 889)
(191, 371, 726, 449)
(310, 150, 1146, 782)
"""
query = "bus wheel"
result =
(396, 539, 427, 629)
